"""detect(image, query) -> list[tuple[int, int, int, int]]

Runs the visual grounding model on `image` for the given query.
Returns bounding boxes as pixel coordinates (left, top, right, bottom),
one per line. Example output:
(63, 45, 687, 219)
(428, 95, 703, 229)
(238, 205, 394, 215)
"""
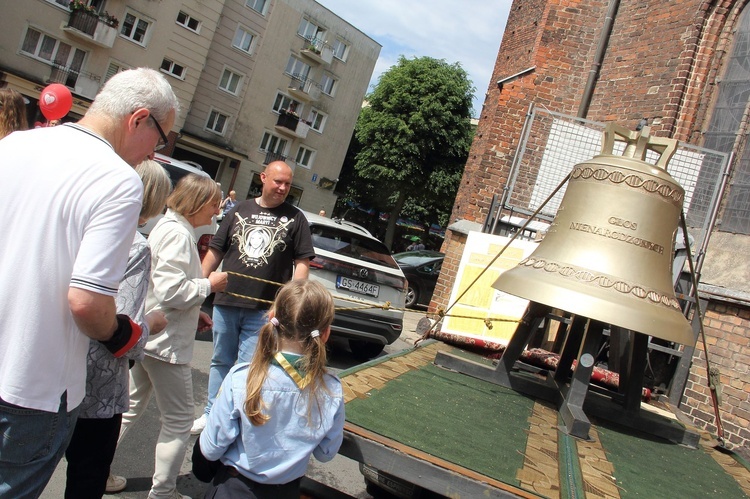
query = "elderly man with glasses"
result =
(0, 67, 179, 498)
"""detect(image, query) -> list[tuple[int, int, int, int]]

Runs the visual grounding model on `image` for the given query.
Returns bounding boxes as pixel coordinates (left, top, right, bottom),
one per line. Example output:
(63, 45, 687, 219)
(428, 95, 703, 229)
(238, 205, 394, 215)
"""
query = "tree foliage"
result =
(345, 56, 474, 249)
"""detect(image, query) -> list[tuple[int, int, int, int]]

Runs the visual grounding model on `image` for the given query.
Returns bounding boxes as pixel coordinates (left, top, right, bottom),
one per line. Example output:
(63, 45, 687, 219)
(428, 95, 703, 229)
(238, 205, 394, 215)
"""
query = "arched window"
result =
(704, 6, 750, 234)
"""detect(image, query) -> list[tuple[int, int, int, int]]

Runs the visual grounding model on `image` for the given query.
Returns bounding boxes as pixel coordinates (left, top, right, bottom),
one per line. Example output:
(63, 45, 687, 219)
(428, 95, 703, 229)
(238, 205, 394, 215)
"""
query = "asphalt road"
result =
(41, 309, 427, 499)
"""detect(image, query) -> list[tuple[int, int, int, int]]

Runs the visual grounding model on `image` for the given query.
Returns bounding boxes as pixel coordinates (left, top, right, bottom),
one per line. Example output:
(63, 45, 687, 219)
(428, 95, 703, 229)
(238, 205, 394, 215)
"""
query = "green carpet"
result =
(343, 345, 749, 497)
(345, 363, 536, 486)
(596, 420, 747, 498)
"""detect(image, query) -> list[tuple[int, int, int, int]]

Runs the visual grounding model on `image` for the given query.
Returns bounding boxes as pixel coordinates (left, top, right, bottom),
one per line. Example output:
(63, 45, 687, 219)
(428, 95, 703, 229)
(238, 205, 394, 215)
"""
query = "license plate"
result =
(336, 275, 379, 297)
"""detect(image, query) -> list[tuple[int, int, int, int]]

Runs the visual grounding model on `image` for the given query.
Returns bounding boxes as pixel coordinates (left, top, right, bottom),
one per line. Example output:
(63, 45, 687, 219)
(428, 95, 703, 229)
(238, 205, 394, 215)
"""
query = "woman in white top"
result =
(114, 174, 228, 499)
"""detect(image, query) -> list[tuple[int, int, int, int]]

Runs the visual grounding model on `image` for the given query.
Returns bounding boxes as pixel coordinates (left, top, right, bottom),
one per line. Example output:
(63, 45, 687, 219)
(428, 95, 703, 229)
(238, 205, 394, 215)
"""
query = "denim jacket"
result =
(200, 362, 345, 484)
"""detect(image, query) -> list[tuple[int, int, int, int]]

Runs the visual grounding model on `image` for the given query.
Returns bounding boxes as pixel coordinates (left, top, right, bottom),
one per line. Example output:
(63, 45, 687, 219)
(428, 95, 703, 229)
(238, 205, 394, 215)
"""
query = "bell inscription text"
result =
(568, 219, 664, 255)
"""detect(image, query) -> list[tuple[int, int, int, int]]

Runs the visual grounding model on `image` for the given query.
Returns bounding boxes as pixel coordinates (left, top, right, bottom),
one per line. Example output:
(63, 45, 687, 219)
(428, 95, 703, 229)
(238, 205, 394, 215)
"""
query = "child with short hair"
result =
(197, 279, 344, 499)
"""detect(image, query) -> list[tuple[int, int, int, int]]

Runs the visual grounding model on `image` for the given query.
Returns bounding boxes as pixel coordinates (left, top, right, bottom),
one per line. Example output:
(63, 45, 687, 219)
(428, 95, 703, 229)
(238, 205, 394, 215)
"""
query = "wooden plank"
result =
(705, 443, 750, 497)
(576, 427, 620, 499)
(519, 401, 560, 496)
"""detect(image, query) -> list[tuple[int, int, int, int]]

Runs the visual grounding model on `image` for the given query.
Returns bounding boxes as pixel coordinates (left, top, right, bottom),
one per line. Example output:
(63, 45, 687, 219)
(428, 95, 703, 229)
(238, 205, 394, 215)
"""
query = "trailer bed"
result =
(337, 341, 750, 498)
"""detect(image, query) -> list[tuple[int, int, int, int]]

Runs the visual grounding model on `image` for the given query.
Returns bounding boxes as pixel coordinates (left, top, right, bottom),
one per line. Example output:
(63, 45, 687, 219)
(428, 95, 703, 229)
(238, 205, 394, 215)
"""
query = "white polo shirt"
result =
(0, 124, 142, 412)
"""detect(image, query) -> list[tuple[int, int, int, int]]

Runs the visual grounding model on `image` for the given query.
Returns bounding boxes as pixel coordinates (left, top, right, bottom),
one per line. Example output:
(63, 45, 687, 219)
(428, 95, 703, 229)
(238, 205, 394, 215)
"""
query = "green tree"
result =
(348, 56, 474, 249)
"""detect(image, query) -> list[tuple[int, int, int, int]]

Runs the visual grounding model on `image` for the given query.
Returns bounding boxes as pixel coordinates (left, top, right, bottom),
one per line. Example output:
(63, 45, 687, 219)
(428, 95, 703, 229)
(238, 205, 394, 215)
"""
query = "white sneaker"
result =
(190, 414, 207, 435)
(148, 492, 191, 499)
(105, 474, 127, 493)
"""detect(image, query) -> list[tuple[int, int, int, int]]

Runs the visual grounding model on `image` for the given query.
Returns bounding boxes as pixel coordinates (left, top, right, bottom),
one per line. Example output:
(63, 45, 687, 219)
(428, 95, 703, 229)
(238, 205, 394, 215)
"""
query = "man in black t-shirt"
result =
(192, 161, 315, 434)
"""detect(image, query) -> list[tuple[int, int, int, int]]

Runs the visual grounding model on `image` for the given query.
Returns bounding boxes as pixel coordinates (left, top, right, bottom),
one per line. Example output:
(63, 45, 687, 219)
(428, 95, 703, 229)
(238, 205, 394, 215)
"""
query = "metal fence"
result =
(484, 104, 729, 268)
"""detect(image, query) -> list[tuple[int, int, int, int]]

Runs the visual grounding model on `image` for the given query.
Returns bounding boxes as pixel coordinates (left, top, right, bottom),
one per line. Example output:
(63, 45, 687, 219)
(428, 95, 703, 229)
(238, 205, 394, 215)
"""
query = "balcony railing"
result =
(263, 151, 287, 165)
(300, 36, 333, 65)
(287, 74, 321, 102)
(275, 112, 310, 139)
(65, 9, 118, 48)
(276, 111, 299, 130)
(49, 65, 80, 88)
(69, 10, 98, 35)
(48, 64, 101, 99)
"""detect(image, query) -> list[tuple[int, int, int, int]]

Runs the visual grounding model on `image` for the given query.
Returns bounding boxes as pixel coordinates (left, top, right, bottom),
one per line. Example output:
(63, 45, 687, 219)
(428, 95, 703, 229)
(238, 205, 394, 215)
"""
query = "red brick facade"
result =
(434, 0, 750, 451)
(683, 301, 750, 448)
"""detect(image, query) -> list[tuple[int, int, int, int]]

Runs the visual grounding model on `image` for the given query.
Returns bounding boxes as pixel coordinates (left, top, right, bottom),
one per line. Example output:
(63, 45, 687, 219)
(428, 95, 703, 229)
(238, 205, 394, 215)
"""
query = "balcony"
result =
(48, 64, 101, 100)
(275, 111, 310, 139)
(263, 151, 287, 165)
(300, 38, 333, 65)
(64, 9, 118, 48)
(287, 75, 320, 102)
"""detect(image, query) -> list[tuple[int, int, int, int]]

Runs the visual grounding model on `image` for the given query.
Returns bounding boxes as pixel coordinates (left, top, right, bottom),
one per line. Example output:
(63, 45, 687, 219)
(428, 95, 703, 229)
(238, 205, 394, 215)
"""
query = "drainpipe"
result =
(227, 159, 240, 193)
(577, 0, 621, 119)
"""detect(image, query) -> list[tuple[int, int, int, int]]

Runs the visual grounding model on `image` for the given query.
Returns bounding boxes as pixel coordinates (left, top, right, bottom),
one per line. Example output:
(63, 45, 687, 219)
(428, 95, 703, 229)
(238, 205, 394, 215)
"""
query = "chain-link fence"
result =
(484, 105, 729, 264)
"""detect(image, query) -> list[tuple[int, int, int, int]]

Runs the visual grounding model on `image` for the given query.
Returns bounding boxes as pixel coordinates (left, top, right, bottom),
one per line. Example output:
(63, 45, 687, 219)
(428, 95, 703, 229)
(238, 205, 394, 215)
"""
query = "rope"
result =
(430, 173, 571, 339)
(227, 270, 284, 287)
(223, 291, 273, 306)
(680, 211, 725, 446)
(413, 173, 569, 346)
(223, 272, 517, 329)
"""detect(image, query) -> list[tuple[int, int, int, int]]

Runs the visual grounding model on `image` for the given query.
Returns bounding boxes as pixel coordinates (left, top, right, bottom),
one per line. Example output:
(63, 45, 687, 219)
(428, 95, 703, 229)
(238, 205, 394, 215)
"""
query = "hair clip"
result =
(310, 329, 320, 338)
(270, 317, 279, 327)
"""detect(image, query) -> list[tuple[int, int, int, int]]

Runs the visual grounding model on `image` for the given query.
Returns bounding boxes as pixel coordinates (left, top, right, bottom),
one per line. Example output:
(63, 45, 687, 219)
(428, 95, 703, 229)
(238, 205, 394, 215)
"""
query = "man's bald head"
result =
(259, 161, 293, 208)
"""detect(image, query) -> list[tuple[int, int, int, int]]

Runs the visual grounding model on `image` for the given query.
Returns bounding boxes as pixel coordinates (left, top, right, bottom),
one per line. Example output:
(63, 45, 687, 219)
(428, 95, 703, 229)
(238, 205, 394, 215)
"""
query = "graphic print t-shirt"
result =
(211, 200, 314, 309)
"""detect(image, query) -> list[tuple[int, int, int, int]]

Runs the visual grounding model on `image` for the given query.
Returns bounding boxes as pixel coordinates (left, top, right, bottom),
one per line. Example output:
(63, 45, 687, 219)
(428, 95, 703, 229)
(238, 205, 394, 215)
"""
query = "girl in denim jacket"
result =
(197, 280, 344, 499)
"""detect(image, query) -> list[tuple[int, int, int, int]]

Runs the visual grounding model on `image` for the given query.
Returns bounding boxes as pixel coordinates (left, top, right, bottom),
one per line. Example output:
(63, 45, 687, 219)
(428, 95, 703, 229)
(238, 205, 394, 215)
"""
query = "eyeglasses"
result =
(149, 114, 169, 151)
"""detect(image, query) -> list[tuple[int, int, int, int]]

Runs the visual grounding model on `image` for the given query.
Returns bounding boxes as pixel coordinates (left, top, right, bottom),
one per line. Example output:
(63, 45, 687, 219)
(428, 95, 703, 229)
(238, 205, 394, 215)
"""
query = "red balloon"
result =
(39, 84, 73, 121)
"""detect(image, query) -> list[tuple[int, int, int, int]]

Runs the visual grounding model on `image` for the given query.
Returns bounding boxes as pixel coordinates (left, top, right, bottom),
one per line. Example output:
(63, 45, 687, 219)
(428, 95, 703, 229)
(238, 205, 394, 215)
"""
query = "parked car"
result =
(393, 250, 445, 308)
(138, 153, 218, 260)
(305, 211, 407, 360)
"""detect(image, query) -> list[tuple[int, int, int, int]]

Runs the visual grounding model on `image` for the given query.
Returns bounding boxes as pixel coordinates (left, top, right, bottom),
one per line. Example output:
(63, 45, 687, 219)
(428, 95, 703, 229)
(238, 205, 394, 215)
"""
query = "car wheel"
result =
(405, 285, 418, 308)
(349, 339, 385, 360)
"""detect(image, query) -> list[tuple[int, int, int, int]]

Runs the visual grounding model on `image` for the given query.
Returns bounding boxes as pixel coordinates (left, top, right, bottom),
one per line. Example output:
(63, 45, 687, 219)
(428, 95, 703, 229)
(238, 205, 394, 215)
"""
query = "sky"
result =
(314, 0, 513, 118)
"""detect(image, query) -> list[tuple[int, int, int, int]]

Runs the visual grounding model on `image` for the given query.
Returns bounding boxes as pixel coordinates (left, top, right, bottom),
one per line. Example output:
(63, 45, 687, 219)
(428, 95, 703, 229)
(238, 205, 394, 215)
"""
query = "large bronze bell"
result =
(493, 123, 694, 345)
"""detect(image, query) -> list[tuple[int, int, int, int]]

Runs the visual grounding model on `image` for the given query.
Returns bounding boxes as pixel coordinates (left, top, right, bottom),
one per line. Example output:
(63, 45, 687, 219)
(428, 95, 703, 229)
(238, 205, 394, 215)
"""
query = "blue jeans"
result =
(204, 305, 266, 415)
(0, 392, 80, 498)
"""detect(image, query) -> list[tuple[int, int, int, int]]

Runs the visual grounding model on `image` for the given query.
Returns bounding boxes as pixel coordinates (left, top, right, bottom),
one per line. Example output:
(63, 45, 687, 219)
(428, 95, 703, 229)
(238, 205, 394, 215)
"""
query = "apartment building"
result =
(0, 0, 380, 214)
(1, 0, 225, 128)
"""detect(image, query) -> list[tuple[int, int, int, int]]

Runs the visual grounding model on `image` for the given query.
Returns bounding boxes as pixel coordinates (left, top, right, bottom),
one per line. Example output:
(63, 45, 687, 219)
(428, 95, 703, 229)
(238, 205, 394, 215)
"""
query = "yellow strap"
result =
(274, 352, 311, 390)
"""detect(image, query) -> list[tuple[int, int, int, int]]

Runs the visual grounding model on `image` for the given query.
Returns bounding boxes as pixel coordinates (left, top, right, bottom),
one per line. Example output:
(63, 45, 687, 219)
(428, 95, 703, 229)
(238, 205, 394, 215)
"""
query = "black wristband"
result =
(100, 314, 142, 358)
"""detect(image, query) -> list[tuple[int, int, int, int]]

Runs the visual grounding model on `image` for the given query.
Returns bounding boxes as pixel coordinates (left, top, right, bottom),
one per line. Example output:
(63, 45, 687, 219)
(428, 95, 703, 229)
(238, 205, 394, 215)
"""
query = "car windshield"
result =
(157, 162, 192, 187)
(311, 224, 399, 270)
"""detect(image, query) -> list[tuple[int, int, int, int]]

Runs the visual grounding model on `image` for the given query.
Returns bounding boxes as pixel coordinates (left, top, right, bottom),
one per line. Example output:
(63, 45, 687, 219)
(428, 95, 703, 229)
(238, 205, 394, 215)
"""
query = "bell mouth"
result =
(493, 263, 694, 345)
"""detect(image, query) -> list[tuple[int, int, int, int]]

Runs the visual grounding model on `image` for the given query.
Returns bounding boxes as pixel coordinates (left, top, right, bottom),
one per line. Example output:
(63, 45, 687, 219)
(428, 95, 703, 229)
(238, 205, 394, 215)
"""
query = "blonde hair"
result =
(166, 174, 221, 218)
(135, 160, 171, 220)
(244, 280, 335, 426)
(0, 88, 29, 139)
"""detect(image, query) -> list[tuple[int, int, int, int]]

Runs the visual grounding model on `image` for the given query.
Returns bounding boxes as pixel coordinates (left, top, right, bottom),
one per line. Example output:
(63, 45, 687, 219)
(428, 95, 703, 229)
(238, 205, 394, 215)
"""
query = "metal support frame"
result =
(435, 301, 701, 446)
(557, 318, 604, 438)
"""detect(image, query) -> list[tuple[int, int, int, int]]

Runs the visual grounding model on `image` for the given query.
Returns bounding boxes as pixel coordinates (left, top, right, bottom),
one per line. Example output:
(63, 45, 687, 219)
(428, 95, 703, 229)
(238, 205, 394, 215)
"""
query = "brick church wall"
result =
(434, 0, 750, 451)
(682, 301, 750, 450)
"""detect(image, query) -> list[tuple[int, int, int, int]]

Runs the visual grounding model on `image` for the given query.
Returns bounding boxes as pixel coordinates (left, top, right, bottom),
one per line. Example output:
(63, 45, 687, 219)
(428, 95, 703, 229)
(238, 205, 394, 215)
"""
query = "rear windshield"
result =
(310, 223, 399, 270)
(156, 161, 194, 187)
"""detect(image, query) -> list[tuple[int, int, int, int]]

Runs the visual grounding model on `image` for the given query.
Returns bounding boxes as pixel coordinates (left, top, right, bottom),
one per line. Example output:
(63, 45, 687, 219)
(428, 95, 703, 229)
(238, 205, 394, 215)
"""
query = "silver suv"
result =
(304, 212, 407, 359)
(139, 153, 218, 260)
